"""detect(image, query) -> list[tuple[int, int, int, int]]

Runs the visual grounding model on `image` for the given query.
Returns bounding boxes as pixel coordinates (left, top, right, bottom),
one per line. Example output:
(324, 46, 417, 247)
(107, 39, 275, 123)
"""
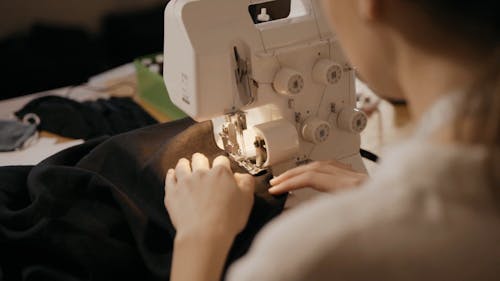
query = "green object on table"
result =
(134, 54, 187, 120)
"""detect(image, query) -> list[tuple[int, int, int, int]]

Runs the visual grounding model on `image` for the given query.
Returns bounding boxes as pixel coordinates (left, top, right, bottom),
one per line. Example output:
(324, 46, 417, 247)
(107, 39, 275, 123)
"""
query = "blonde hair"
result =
(455, 49, 500, 196)
(409, 0, 500, 196)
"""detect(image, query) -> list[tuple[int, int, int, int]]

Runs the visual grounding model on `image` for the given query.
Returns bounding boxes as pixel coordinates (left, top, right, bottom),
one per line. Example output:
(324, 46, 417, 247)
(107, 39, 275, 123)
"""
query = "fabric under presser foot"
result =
(0, 118, 286, 281)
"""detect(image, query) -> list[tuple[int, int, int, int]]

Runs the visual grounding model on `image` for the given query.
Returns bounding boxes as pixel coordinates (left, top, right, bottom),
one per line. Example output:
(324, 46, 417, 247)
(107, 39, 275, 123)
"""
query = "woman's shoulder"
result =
(226, 174, 425, 281)
(372, 139, 493, 202)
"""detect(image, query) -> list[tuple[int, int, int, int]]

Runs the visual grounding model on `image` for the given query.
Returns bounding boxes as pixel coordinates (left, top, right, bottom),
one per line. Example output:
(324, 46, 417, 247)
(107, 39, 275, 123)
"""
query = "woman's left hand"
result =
(164, 153, 255, 239)
(269, 160, 368, 195)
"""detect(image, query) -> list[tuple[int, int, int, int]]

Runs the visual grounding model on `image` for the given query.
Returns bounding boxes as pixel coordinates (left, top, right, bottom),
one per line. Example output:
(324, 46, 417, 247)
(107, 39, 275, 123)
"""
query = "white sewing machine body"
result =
(164, 0, 367, 199)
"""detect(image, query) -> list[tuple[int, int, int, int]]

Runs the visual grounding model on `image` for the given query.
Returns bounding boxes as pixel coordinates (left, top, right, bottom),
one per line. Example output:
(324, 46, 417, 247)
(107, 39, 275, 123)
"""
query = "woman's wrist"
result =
(172, 228, 236, 281)
(175, 227, 237, 248)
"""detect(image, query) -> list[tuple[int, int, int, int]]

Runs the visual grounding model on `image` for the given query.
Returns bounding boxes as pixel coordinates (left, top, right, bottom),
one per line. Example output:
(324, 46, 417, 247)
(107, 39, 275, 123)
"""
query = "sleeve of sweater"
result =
(225, 181, 406, 281)
(226, 141, 495, 281)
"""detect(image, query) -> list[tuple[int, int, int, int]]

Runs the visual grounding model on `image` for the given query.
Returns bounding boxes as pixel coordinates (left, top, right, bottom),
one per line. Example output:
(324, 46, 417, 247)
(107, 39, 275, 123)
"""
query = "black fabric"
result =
(0, 118, 286, 281)
(14, 96, 157, 140)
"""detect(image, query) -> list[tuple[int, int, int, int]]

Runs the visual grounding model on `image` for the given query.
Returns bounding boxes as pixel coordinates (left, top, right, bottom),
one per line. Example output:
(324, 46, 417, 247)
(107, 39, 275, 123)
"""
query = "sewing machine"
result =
(164, 0, 367, 204)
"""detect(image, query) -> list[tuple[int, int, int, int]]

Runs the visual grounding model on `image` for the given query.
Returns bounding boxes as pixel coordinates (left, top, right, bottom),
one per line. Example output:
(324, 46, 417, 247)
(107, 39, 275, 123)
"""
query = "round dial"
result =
(273, 68, 305, 96)
(337, 108, 368, 133)
(301, 117, 331, 144)
(312, 59, 343, 85)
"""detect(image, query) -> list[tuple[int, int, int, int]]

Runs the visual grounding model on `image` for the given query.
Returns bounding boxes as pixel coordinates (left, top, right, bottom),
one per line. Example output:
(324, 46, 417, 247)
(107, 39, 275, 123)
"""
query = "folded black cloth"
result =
(0, 118, 286, 281)
(15, 95, 158, 140)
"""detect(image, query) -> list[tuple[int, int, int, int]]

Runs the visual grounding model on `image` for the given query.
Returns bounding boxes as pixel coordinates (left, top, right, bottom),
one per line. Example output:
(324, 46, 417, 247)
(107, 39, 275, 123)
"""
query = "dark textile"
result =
(14, 96, 158, 140)
(0, 118, 286, 281)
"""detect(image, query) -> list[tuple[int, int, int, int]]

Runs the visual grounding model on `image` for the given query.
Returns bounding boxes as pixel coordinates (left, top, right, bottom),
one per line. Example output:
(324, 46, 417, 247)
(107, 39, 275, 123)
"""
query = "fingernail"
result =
(270, 177, 279, 185)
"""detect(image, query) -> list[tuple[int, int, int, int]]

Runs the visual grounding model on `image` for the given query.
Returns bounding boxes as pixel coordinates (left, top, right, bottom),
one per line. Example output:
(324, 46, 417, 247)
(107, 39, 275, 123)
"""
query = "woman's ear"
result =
(358, 0, 382, 21)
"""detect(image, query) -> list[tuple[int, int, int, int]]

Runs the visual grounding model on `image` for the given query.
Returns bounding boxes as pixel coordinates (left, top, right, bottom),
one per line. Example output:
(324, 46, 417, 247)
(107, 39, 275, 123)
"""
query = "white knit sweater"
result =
(227, 139, 500, 280)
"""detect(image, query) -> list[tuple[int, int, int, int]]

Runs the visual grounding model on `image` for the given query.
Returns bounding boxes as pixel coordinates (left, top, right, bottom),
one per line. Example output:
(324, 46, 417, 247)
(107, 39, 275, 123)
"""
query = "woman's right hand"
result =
(269, 160, 368, 195)
(165, 154, 254, 239)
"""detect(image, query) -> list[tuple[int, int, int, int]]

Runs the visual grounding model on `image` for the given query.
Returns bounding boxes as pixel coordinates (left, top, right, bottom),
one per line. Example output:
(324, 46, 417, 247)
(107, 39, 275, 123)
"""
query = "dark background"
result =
(0, 1, 169, 100)
(0, 0, 291, 101)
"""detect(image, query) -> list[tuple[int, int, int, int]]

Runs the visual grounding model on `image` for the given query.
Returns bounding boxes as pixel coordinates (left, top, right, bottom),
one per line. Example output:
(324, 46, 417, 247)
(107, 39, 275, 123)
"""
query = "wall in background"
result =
(0, 0, 165, 38)
(0, 0, 168, 99)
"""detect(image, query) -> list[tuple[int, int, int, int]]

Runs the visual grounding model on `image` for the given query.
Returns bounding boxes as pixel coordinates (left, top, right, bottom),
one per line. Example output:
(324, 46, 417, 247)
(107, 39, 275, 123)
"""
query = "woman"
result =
(164, 0, 499, 280)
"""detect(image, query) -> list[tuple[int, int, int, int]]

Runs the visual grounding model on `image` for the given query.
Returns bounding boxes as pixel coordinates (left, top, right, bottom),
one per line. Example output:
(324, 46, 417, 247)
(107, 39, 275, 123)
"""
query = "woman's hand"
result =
(165, 153, 255, 281)
(164, 153, 255, 238)
(269, 160, 368, 195)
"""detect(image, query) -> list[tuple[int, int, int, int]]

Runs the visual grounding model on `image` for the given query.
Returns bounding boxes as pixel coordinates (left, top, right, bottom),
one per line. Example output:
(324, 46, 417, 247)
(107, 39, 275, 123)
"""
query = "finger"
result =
(212, 155, 231, 171)
(234, 173, 255, 194)
(165, 169, 177, 187)
(270, 162, 319, 186)
(326, 160, 353, 170)
(270, 161, 351, 186)
(191, 153, 210, 172)
(175, 158, 191, 180)
(164, 169, 177, 202)
(165, 169, 177, 190)
(268, 172, 326, 195)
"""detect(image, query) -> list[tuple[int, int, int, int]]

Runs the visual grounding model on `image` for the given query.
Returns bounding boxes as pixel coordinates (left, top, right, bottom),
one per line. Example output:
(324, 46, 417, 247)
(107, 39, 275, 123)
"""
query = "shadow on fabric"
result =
(0, 118, 286, 281)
